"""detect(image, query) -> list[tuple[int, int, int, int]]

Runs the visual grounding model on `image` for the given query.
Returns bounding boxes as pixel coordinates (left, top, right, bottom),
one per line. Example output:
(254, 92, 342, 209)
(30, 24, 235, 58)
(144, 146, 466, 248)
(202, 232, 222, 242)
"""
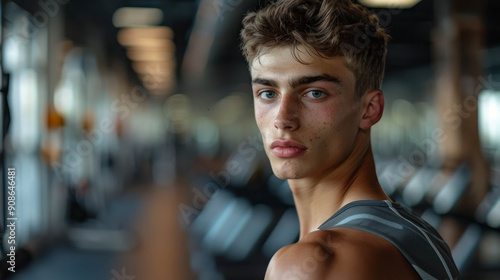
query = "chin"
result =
(273, 172, 294, 180)
(271, 164, 306, 180)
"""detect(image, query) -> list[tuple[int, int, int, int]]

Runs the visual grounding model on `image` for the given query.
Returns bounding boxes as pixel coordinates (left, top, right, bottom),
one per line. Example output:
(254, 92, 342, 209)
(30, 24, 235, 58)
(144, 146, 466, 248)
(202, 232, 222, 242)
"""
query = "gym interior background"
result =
(0, 0, 500, 279)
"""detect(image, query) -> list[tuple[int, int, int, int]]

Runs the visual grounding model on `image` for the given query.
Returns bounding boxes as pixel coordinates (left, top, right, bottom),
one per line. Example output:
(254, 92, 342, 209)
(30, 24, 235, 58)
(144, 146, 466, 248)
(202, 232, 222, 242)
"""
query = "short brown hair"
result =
(240, 0, 390, 97)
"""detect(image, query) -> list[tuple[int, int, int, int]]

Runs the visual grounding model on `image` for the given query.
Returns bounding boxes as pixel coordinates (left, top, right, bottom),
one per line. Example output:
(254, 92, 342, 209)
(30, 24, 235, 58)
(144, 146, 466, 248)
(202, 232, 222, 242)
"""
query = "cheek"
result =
(254, 106, 272, 139)
(316, 103, 342, 128)
(311, 103, 352, 145)
(254, 108, 265, 128)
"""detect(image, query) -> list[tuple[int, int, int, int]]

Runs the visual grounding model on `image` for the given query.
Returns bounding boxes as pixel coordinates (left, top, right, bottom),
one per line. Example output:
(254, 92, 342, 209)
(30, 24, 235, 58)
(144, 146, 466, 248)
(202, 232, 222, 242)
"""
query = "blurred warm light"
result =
(127, 45, 175, 53)
(40, 141, 62, 164)
(359, 0, 421, 8)
(112, 7, 164, 27)
(127, 49, 174, 62)
(117, 26, 176, 94)
(82, 111, 94, 133)
(46, 107, 65, 129)
(118, 37, 174, 49)
(118, 27, 173, 43)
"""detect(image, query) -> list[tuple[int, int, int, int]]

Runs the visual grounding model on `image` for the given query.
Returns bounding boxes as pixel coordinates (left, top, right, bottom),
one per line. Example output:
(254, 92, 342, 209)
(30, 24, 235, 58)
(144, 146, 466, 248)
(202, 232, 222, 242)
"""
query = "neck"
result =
(288, 143, 389, 240)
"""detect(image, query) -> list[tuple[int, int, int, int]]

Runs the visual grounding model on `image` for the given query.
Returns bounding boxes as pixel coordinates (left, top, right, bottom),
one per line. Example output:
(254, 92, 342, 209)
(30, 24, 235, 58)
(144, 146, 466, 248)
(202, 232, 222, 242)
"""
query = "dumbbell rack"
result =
(378, 159, 500, 278)
(186, 153, 500, 279)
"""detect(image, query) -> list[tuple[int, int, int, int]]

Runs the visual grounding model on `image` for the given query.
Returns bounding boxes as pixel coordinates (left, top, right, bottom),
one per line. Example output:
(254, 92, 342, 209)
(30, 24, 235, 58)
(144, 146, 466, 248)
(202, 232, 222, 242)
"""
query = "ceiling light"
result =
(118, 37, 174, 49)
(112, 7, 164, 27)
(117, 27, 174, 48)
(127, 49, 174, 62)
(118, 27, 173, 40)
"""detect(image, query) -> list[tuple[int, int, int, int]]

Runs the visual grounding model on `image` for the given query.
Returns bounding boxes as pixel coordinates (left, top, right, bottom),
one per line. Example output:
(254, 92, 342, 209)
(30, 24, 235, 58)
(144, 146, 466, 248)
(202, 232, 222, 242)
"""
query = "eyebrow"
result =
(290, 74, 342, 88)
(252, 78, 278, 87)
(252, 74, 342, 88)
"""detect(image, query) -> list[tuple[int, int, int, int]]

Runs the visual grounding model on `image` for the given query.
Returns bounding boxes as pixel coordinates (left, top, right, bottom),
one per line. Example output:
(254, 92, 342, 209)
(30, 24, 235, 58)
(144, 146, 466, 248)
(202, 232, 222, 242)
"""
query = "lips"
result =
(270, 139, 307, 158)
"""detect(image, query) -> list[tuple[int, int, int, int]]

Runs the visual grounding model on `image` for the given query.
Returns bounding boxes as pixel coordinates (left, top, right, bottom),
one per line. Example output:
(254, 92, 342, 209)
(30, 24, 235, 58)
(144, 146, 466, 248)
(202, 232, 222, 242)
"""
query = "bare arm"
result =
(265, 228, 421, 280)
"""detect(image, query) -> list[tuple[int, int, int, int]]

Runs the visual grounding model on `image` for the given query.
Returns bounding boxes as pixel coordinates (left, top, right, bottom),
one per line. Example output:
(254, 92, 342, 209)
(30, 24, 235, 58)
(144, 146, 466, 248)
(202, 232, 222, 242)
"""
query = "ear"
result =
(359, 89, 384, 130)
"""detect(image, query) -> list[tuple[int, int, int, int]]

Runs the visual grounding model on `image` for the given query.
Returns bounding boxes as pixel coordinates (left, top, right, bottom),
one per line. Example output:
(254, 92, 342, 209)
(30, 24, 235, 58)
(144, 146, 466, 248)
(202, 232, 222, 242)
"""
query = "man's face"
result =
(251, 47, 363, 180)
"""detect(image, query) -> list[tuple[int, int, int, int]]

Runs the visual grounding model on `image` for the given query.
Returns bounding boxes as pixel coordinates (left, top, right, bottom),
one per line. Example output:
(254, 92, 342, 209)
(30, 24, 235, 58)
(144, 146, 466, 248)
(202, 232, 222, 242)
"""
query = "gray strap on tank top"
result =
(317, 200, 461, 280)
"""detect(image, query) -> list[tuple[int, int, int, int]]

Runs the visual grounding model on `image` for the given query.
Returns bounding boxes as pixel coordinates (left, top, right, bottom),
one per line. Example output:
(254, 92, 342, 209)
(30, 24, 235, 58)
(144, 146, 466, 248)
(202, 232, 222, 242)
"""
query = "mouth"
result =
(270, 139, 307, 158)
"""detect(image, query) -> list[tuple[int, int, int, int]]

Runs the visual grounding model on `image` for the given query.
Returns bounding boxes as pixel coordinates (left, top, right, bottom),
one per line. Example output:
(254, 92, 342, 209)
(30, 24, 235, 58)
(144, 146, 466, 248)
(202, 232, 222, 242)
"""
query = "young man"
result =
(240, 0, 460, 279)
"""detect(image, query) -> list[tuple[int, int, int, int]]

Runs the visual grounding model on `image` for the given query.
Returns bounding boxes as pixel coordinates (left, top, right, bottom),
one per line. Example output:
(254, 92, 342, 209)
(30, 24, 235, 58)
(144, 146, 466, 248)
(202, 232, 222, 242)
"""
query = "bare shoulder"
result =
(265, 228, 421, 280)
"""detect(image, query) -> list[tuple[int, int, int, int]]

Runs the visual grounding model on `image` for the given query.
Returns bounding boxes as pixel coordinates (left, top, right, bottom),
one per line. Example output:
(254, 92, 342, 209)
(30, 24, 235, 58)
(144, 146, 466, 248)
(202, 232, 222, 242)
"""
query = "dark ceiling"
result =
(9, 0, 500, 98)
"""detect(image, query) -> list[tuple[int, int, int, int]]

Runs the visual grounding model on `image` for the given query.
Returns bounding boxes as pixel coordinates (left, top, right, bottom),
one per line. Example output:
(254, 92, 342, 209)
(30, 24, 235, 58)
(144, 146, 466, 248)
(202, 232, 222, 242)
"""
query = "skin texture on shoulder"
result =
(265, 228, 421, 280)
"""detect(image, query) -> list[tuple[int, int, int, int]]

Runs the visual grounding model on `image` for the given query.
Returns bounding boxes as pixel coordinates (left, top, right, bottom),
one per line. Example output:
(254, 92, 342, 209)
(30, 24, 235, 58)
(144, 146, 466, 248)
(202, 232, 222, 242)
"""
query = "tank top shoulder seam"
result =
(318, 199, 393, 229)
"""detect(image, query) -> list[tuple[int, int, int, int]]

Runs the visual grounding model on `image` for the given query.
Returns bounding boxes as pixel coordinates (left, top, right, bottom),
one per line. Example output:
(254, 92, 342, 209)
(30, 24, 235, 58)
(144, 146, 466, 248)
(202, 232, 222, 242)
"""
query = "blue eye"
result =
(260, 91, 277, 99)
(306, 90, 325, 99)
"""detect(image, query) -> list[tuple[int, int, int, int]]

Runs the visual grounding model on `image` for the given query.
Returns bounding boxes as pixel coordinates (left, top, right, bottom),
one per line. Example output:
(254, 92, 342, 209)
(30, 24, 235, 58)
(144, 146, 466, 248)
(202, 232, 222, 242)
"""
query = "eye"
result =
(306, 90, 326, 99)
(259, 91, 277, 99)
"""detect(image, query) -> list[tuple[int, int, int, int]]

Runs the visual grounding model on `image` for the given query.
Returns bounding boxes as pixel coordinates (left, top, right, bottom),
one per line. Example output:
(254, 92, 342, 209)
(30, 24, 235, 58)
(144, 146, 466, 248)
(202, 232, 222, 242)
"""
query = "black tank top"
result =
(317, 200, 461, 280)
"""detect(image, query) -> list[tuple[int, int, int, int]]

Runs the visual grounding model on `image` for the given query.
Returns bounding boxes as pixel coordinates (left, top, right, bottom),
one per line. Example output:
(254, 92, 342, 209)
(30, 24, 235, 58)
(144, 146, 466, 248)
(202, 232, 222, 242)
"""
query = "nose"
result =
(274, 95, 300, 131)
